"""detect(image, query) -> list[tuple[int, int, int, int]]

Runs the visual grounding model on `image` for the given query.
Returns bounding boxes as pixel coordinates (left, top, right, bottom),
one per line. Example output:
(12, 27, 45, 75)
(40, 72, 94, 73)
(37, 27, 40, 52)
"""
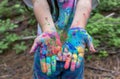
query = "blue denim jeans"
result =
(33, 48, 84, 79)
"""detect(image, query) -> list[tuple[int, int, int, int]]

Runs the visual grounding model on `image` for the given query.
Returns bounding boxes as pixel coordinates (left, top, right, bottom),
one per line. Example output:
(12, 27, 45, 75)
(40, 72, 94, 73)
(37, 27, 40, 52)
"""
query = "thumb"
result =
(89, 43, 96, 53)
(85, 35, 96, 53)
(29, 37, 42, 55)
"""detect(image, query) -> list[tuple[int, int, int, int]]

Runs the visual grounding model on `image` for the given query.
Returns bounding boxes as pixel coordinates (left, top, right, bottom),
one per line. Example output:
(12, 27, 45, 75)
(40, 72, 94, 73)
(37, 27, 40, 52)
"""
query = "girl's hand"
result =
(62, 27, 96, 71)
(29, 32, 62, 75)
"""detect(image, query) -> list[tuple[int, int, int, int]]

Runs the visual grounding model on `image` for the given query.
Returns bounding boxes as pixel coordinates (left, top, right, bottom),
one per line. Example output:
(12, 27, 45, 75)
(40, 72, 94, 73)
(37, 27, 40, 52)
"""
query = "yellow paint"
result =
(79, 53, 84, 57)
(73, 54, 77, 60)
(77, 47, 84, 53)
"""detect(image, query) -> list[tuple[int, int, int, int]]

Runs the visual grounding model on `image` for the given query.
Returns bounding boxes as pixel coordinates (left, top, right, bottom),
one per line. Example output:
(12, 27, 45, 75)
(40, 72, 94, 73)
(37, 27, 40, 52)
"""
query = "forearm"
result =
(71, 0, 92, 28)
(32, 0, 56, 33)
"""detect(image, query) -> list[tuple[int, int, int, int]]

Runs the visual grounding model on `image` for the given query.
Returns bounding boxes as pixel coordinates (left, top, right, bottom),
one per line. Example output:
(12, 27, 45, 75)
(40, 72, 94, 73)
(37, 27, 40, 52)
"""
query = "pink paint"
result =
(70, 62, 76, 71)
(64, 61, 70, 69)
(64, 54, 71, 69)
(62, 0, 74, 8)
(32, 43, 39, 53)
(42, 33, 48, 37)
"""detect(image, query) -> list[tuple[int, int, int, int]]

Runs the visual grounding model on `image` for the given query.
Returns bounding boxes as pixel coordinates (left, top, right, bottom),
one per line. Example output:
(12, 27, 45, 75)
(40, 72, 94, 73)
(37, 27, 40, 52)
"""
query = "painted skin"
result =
(30, 32, 62, 75)
(62, 27, 93, 71)
(30, 0, 96, 77)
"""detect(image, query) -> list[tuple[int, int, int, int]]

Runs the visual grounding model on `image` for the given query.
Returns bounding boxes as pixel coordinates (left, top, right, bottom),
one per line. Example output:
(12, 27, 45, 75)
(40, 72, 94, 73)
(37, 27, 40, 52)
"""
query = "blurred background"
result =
(0, 0, 120, 79)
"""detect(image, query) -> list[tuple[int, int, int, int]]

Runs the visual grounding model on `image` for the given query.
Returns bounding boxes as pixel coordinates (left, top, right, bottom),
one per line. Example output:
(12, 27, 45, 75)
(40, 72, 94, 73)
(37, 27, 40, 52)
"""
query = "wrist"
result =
(67, 27, 88, 36)
(42, 27, 57, 33)
(70, 25, 85, 29)
(69, 27, 86, 31)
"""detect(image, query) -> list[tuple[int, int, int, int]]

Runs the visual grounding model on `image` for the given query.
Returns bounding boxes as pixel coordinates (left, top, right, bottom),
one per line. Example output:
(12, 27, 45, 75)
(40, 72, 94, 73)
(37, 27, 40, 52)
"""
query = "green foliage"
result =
(87, 13, 120, 47)
(98, 0, 120, 11)
(0, 41, 9, 54)
(13, 42, 27, 54)
(0, 0, 26, 17)
(5, 33, 20, 42)
(0, 19, 18, 33)
(87, 55, 93, 60)
(0, 0, 36, 54)
(0, 19, 20, 54)
(28, 19, 36, 25)
(98, 50, 109, 58)
(0, 18, 31, 54)
(93, 39, 100, 48)
(110, 38, 120, 47)
(0, 34, 20, 54)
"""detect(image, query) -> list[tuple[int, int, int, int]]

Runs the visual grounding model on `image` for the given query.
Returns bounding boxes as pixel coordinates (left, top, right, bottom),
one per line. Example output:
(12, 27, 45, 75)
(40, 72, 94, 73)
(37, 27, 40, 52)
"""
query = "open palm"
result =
(62, 27, 96, 71)
(29, 32, 62, 75)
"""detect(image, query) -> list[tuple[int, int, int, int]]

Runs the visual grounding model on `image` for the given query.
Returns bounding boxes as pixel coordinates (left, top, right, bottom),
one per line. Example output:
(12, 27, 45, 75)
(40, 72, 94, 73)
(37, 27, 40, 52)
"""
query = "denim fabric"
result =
(33, 48, 84, 79)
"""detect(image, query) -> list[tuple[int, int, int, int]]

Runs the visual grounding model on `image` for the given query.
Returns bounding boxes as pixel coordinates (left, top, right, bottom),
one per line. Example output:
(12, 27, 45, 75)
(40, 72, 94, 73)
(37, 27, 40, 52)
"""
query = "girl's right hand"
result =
(29, 32, 62, 75)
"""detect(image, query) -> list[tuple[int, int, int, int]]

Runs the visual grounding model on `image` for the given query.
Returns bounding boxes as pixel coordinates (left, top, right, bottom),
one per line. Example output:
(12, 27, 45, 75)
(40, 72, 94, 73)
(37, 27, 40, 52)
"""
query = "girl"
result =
(23, 0, 98, 79)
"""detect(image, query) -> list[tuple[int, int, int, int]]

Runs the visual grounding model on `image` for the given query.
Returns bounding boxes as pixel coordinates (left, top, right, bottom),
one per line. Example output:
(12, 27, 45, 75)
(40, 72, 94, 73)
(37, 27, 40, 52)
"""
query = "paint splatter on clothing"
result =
(49, 0, 77, 30)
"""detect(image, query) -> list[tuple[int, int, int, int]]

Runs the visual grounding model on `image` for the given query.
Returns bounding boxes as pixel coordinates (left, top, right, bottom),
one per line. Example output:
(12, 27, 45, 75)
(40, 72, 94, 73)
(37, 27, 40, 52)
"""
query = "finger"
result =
(57, 52, 63, 61)
(70, 53, 77, 71)
(29, 34, 48, 54)
(64, 52, 72, 69)
(29, 40, 39, 55)
(40, 56, 47, 73)
(89, 43, 96, 53)
(40, 44, 48, 73)
(63, 47, 70, 69)
(76, 54, 84, 68)
(51, 55, 57, 72)
(29, 35, 43, 54)
(85, 35, 96, 52)
(46, 56, 52, 75)
(76, 47, 84, 68)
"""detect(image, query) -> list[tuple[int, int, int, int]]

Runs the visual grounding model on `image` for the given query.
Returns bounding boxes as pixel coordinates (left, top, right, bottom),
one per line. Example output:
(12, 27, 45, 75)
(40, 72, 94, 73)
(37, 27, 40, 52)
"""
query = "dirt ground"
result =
(0, 49, 120, 79)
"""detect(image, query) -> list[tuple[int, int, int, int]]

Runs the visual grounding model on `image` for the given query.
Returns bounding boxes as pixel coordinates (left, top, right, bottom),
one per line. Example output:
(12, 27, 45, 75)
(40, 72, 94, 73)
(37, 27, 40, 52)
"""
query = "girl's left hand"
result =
(62, 27, 96, 71)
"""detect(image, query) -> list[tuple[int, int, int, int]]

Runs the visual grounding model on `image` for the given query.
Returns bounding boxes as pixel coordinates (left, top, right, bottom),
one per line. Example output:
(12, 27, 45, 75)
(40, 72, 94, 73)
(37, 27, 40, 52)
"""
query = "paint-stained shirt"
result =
(23, 0, 98, 34)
